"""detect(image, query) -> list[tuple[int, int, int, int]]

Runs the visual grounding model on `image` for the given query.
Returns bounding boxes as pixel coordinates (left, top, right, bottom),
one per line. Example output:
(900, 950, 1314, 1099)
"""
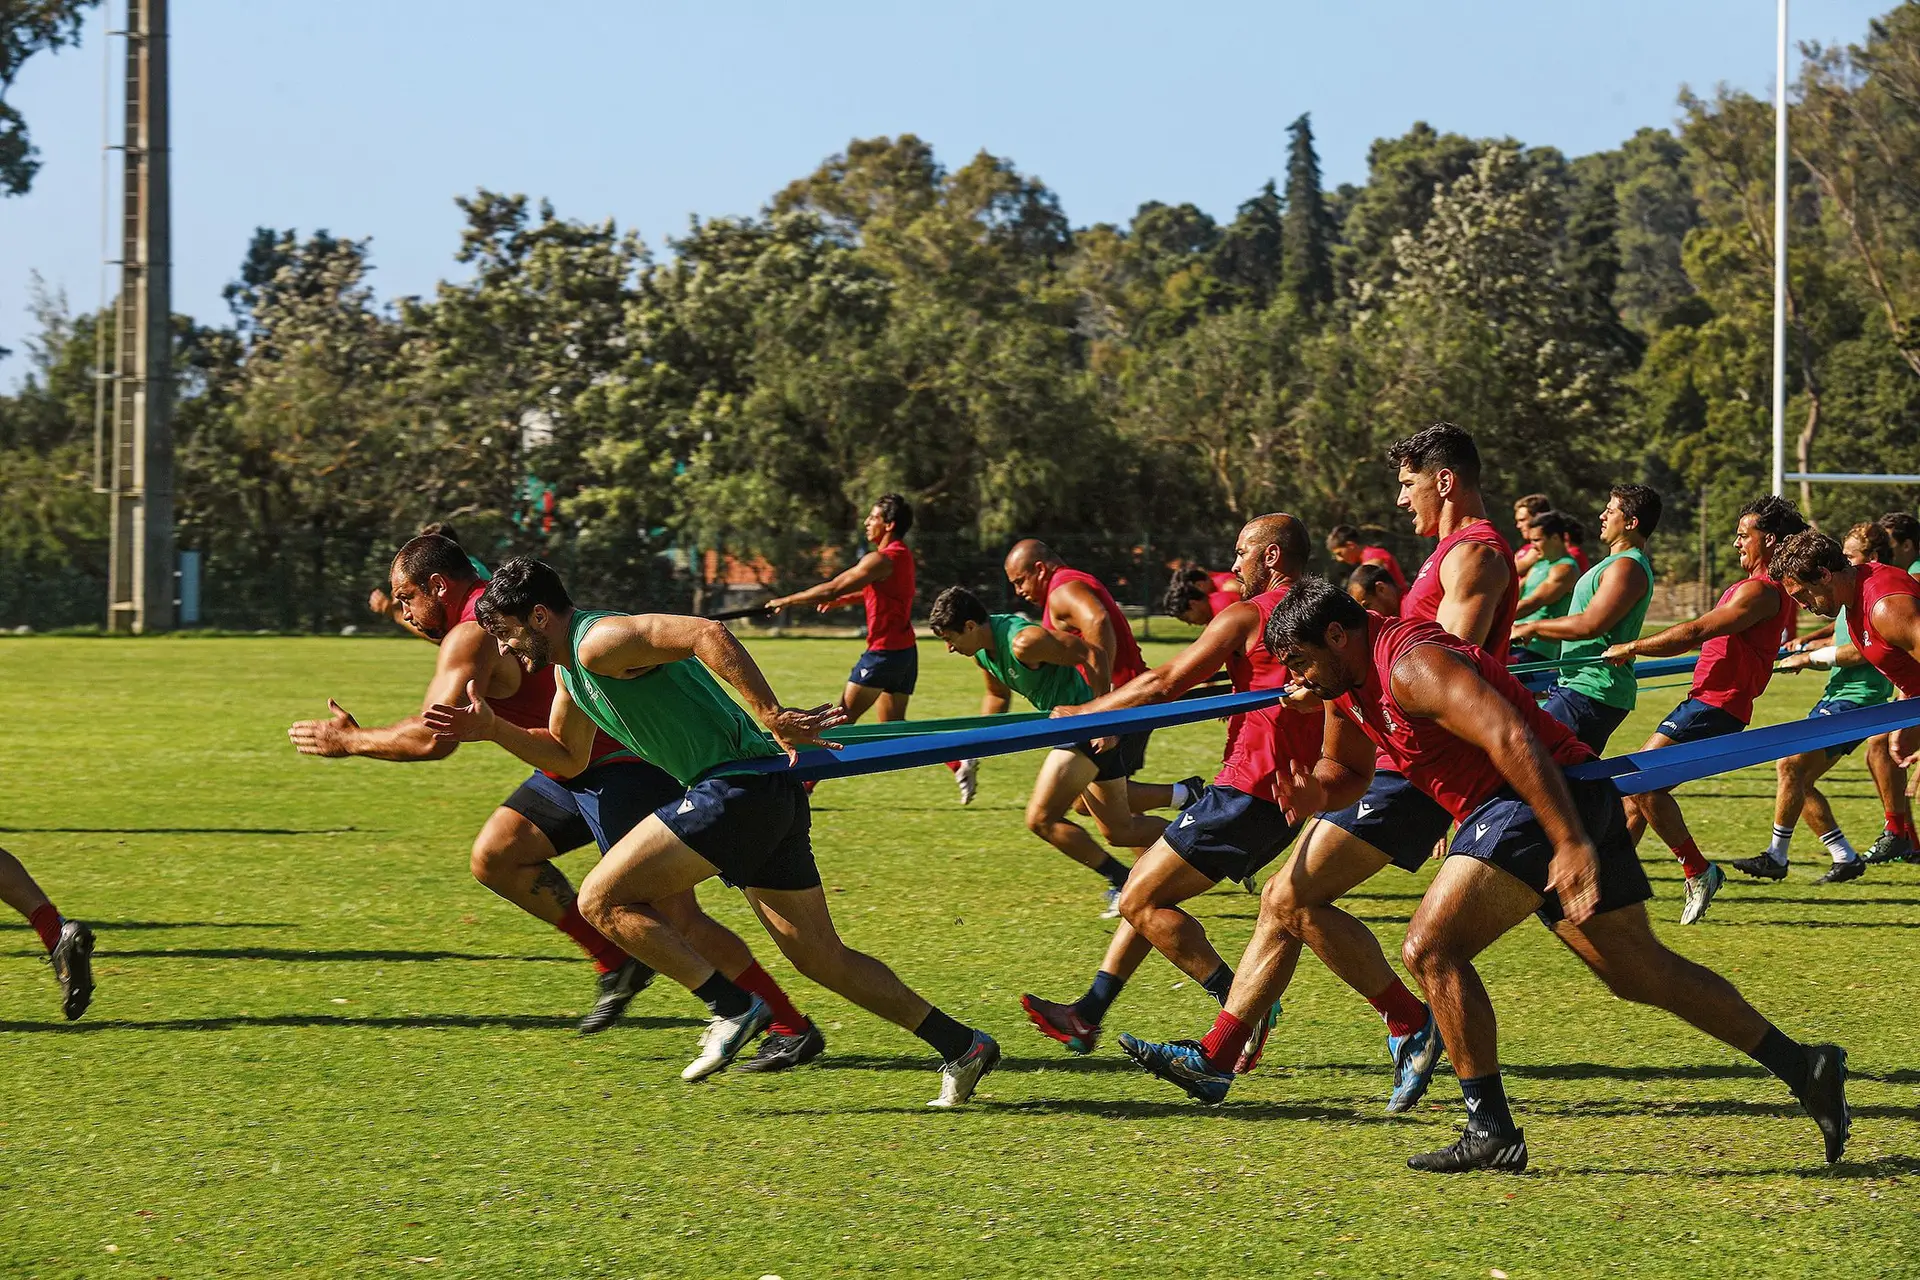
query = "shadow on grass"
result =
(8, 947, 578, 963)
(0, 1011, 702, 1033)
(0, 920, 296, 931)
(812, 1053, 1147, 1075)
(0, 826, 359, 835)
(1553, 1154, 1920, 1180)
(1301, 1059, 1920, 1086)
(747, 1098, 1399, 1123)
(1520, 1097, 1920, 1122)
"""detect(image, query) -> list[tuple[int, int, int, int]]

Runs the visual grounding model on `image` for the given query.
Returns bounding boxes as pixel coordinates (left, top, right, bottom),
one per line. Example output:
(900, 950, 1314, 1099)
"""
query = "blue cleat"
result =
(1386, 1007, 1444, 1114)
(1117, 1034, 1232, 1105)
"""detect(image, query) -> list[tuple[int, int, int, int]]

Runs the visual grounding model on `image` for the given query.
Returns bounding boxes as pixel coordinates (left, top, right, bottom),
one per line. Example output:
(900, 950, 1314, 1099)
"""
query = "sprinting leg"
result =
(471, 808, 629, 974)
(1081, 777, 1171, 855)
(1864, 734, 1917, 861)
(1026, 750, 1133, 890)
(0, 846, 58, 949)
(0, 846, 93, 1020)
(1733, 751, 1828, 881)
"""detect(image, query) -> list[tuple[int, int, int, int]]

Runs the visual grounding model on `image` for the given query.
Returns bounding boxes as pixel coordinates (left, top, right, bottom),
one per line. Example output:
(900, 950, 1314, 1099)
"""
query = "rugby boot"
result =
(48, 920, 95, 1021)
(928, 1030, 1000, 1108)
(1798, 1043, 1851, 1164)
(1863, 829, 1913, 864)
(1233, 1002, 1281, 1075)
(1386, 1007, 1445, 1113)
(681, 994, 771, 1081)
(1021, 993, 1101, 1055)
(1679, 862, 1725, 925)
(1117, 1035, 1232, 1105)
(1730, 853, 1789, 881)
(577, 957, 653, 1035)
(736, 1022, 827, 1073)
(1813, 859, 1865, 885)
(954, 759, 979, 806)
(1100, 886, 1123, 920)
(1407, 1127, 1529, 1173)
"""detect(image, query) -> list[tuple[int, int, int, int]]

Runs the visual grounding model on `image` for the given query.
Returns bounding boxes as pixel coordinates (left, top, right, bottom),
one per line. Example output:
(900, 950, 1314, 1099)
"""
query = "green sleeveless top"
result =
(973, 613, 1092, 711)
(1557, 547, 1654, 711)
(1518, 554, 1580, 660)
(1824, 607, 1895, 707)
(555, 610, 781, 786)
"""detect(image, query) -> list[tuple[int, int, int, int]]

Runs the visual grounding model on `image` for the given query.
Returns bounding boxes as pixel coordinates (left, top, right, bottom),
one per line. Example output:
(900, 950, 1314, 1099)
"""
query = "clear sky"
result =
(0, 0, 1896, 383)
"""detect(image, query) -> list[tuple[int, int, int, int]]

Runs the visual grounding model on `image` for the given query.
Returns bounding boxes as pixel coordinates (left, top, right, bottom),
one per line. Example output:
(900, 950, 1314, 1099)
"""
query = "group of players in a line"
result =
(11, 423, 1917, 1176)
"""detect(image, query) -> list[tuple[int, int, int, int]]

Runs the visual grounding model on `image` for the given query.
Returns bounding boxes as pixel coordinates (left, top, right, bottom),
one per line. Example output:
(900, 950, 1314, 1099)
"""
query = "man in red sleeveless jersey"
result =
(1021, 515, 1317, 1066)
(1601, 496, 1807, 925)
(1124, 579, 1850, 1173)
(1776, 531, 1920, 764)
(289, 536, 821, 1067)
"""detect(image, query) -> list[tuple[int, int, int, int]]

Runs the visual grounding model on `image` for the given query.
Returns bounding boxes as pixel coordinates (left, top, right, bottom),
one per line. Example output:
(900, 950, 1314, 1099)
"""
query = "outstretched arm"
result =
(1063, 600, 1258, 715)
(288, 623, 492, 761)
(1514, 560, 1579, 618)
(426, 673, 598, 778)
(1604, 579, 1779, 663)
(1516, 557, 1645, 643)
(767, 550, 893, 612)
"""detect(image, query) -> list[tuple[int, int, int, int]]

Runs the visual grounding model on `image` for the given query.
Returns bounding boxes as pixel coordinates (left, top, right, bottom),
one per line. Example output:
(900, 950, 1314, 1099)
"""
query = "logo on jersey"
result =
(1380, 705, 1400, 734)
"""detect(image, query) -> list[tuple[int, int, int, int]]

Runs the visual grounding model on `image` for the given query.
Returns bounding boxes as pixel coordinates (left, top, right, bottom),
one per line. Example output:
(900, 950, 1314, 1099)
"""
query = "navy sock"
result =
(914, 1006, 977, 1064)
(1459, 1072, 1518, 1137)
(1749, 1024, 1811, 1096)
(1201, 963, 1235, 1006)
(692, 972, 753, 1019)
(1094, 856, 1130, 890)
(1073, 970, 1125, 1024)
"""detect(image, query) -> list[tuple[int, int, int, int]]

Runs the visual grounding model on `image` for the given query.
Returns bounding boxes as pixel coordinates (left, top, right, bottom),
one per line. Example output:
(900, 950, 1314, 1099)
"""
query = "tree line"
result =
(6, 3, 1920, 630)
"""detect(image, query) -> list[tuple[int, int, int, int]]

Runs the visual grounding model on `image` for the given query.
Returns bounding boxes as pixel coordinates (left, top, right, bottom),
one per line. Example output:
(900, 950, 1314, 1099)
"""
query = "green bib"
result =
(556, 610, 780, 786)
(1518, 554, 1579, 660)
(1558, 547, 1654, 711)
(1823, 607, 1894, 707)
(973, 613, 1092, 711)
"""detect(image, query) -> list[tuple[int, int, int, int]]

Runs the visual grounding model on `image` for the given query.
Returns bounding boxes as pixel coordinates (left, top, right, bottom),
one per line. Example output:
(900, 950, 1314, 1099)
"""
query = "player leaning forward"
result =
(428, 558, 999, 1104)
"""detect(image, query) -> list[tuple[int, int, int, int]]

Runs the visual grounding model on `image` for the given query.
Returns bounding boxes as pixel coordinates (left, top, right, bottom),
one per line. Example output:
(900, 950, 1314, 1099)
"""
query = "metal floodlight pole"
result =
(1771, 0, 1789, 499)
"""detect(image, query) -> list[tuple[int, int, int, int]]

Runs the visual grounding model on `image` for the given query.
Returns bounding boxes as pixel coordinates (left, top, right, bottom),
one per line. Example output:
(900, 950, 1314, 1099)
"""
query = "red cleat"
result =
(1021, 993, 1101, 1055)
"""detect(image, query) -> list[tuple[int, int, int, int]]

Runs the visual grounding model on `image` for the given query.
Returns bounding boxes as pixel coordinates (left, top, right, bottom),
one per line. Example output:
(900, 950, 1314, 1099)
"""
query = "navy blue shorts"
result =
(1810, 696, 1870, 760)
(1541, 684, 1632, 755)
(1162, 784, 1302, 884)
(1447, 777, 1654, 926)
(1069, 730, 1152, 782)
(1656, 696, 1744, 746)
(502, 758, 684, 855)
(658, 772, 820, 892)
(848, 646, 918, 695)
(1321, 772, 1454, 874)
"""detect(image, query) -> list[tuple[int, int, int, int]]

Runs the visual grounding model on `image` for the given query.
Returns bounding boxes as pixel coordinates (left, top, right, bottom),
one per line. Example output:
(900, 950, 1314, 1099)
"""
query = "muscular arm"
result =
(768, 550, 892, 611)
(1047, 579, 1118, 694)
(1434, 541, 1513, 649)
(1068, 601, 1258, 714)
(1010, 624, 1094, 672)
(1520, 558, 1646, 643)
(1514, 561, 1578, 618)
(289, 622, 493, 761)
(477, 677, 599, 777)
(1615, 579, 1779, 660)
(979, 669, 1013, 716)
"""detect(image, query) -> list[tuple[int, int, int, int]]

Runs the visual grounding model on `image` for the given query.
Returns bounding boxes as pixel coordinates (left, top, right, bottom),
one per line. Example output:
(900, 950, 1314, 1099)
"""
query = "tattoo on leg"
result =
(530, 862, 578, 909)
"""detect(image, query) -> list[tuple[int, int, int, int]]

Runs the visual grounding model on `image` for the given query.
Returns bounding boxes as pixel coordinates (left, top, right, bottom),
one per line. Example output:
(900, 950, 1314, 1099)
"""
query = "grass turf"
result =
(0, 634, 1915, 1278)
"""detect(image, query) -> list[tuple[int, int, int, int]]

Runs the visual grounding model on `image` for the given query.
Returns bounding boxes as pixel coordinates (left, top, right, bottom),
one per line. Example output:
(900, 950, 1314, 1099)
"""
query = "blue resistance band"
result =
(1514, 654, 1697, 692)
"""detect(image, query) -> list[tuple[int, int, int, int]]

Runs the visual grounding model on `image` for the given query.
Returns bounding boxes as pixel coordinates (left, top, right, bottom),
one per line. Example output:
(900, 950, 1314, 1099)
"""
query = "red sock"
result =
(944, 760, 961, 773)
(27, 903, 61, 954)
(1367, 977, 1428, 1039)
(555, 902, 627, 975)
(1672, 837, 1710, 880)
(1199, 1010, 1251, 1073)
(732, 961, 810, 1036)
(1890, 812, 1917, 843)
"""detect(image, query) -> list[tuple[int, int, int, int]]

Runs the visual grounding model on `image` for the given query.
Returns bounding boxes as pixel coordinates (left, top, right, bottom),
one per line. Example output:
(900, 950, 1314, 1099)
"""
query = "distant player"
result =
(428, 558, 1000, 1103)
(1345, 562, 1402, 617)
(1512, 484, 1659, 753)
(1511, 493, 1552, 573)
(1020, 515, 1316, 1065)
(1325, 525, 1407, 592)
(1602, 496, 1807, 923)
(0, 847, 93, 1019)
(1879, 511, 1920, 573)
(1510, 510, 1581, 663)
(1161, 566, 1243, 629)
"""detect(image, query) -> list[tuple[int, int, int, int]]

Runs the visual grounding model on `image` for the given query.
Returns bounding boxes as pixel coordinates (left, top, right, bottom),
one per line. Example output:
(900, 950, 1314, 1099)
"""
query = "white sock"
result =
(1766, 823, 1794, 865)
(1819, 828, 1859, 864)
(1171, 779, 1195, 808)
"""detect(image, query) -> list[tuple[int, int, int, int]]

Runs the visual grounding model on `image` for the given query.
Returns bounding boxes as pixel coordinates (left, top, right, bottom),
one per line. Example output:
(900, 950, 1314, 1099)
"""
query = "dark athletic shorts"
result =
(848, 646, 918, 695)
(1162, 784, 1302, 884)
(1446, 776, 1654, 926)
(1810, 696, 1870, 761)
(501, 758, 684, 855)
(1321, 771, 1453, 873)
(1656, 696, 1745, 747)
(1541, 684, 1632, 755)
(1068, 729, 1152, 782)
(658, 772, 821, 892)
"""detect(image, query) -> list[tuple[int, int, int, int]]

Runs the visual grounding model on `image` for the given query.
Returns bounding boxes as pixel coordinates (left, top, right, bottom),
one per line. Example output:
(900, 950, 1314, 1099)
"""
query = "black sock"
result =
(1201, 963, 1235, 1006)
(692, 972, 753, 1019)
(1094, 856, 1130, 891)
(1749, 1024, 1811, 1095)
(914, 1006, 977, 1064)
(1459, 1072, 1518, 1137)
(1073, 970, 1125, 1024)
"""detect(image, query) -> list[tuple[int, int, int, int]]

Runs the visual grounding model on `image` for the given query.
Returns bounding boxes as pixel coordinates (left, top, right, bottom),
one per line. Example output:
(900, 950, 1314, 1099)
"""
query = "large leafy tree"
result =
(0, 0, 97, 198)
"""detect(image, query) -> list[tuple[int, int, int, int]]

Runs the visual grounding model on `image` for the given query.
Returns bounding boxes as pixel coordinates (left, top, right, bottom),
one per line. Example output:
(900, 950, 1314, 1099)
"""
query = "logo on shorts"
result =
(859, 667, 871, 678)
(677, 798, 696, 815)
(1474, 822, 1489, 840)
(1356, 803, 1375, 817)
(1178, 813, 1195, 828)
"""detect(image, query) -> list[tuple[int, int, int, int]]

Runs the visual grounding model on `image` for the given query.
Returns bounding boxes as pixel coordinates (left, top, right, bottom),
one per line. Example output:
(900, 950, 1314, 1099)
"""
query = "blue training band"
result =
(1515, 655, 1697, 692)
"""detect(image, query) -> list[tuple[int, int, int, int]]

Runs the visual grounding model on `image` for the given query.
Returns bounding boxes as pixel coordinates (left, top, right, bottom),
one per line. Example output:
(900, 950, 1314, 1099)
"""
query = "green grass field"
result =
(2, 635, 1916, 1278)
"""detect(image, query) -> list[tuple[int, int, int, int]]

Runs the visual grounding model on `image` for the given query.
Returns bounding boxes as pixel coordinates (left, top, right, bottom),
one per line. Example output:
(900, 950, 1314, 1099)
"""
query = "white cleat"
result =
(1100, 886, 1123, 919)
(955, 759, 979, 805)
(681, 994, 771, 1081)
(1680, 862, 1726, 926)
(928, 1030, 1001, 1108)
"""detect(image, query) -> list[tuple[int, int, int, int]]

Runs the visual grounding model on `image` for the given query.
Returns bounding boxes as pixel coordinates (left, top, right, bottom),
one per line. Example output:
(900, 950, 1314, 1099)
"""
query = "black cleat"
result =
(577, 957, 653, 1034)
(1799, 1043, 1850, 1164)
(735, 1021, 827, 1073)
(1863, 829, 1914, 864)
(1730, 854, 1789, 881)
(48, 920, 95, 1021)
(1407, 1127, 1529, 1173)
(1813, 859, 1865, 885)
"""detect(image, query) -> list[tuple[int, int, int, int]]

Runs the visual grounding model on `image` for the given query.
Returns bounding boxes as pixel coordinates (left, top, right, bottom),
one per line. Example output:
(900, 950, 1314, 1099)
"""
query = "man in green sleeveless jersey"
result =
(1512, 484, 1659, 753)
(1510, 511, 1581, 663)
(928, 588, 1175, 917)
(426, 558, 1000, 1105)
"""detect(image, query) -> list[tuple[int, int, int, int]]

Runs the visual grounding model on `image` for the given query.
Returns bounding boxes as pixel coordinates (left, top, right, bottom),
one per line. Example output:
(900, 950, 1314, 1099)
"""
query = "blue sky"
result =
(0, 0, 1895, 383)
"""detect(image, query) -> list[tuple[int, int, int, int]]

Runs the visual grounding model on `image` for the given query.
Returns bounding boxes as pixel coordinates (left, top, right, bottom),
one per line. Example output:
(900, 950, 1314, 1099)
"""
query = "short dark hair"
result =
(1160, 575, 1209, 619)
(1739, 494, 1809, 540)
(392, 534, 477, 588)
(1610, 483, 1662, 535)
(476, 557, 572, 629)
(1528, 510, 1574, 540)
(1266, 576, 1368, 655)
(1846, 520, 1894, 564)
(1515, 493, 1552, 516)
(419, 520, 461, 545)
(1879, 511, 1920, 547)
(1387, 422, 1481, 487)
(1772, 530, 1848, 584)
(874, 493, 914, 538)
(928, 585, 989, 633)
(1326, 524, 1362, 551)
(1347, 563, 1397, 594)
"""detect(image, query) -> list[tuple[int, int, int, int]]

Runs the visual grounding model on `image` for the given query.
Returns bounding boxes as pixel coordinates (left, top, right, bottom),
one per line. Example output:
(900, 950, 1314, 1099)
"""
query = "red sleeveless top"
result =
(1690, 574, 1795, 724)
(1044, 566, 1146, 689)
(1335, 616, 1593, 822)
(863, 541, 917, 652)
(1856, 561, 1920, 696)
(1401, 519, 1518, 655)
(1217, 585, 1319, 802)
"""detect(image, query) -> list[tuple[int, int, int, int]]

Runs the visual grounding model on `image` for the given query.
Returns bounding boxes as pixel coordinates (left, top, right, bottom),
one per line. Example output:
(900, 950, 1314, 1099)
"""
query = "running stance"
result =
(1510, 510, 1580, 664)
(1021, 515, 1316, 1066)
(1130, 579, 1849, 1173)
(1345, 563, 1402, 617)
(0, 846, 93, 1019)
(1326, 525, 1407, 592)
(1738, 523, 1903, 883)
(765, 494, 976, 804)
(1513, 484, 1659, 753)
(427, 558, 999, 1103)
(1776, 530, 1920, 758)
(1602, 496, 1807, 924)
(292, 535, 816, 1050)
(929, 589, 1177, 917)
(1162, 567, 1244, 629)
